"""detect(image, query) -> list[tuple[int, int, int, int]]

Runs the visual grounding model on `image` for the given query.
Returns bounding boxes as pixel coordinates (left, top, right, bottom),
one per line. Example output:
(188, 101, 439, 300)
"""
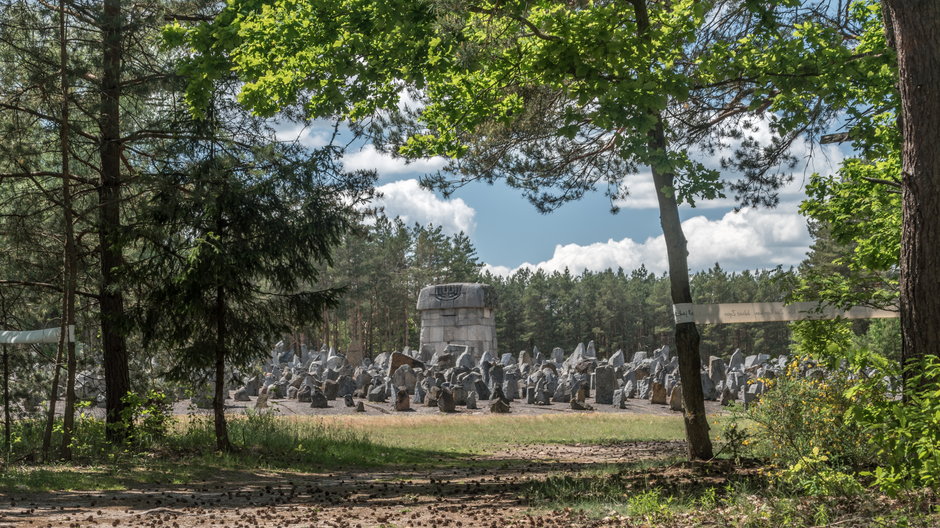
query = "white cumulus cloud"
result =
(272, 121, 332, 149)
(614, 134, 845, 211)
(344, 144, 447, 178)
(485, 205, 810, 276)
(372, 179, 477, 235)
(481, 263, 515, 277)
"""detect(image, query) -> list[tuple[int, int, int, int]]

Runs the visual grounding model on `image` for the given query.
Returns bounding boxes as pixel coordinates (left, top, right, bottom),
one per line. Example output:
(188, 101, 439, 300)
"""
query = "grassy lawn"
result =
(0, 412, 694, 492)
(320, 412, 690, 453)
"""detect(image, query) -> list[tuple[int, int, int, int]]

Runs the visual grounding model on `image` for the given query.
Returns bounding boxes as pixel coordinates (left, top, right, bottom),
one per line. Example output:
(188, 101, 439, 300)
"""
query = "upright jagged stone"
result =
(668, 385, 683, 412)
(594, 365, 615, 405)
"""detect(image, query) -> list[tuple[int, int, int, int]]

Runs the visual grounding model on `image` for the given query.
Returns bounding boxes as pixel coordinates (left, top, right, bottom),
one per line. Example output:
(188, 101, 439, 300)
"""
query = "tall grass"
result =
(166, 411, 455, 469)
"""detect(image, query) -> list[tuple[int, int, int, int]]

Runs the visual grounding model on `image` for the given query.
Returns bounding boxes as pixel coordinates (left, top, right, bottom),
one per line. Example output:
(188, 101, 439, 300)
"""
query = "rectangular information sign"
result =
(672, 302, 897, 325)
(0, 325, 75, 344)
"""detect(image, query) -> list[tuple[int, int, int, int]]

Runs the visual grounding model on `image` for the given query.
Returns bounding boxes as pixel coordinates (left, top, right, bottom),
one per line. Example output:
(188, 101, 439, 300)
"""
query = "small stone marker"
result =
(466, 391, 478, 409)
(426, 385, 440, 407)
(649, 382, 667, 405)
(254, 389, 269, 409)
(310, 390, 329, 409)
(368, 383, 387, 403)
(575, 384, 589, 403)
(489, 398, 510, 413)
(570, 399, 593, 411)
(437, 387, 456, 413)
(668, 385, 683, 412)
(700, 371, 717, 400)
(233, 387, 250, 402)
(391, 364, 418, 394)
(394, 388, 411, 411)
(322, 379, 339, 400)
(594, 365, 614, 405)
(720, 386, 735, 406)
(613, 389, 628, 409)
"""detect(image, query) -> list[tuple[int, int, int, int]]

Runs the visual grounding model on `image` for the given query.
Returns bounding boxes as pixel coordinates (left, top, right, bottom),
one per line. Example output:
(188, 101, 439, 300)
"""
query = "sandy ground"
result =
(1, 440, 692, 528)
(169, 395, 723, 418)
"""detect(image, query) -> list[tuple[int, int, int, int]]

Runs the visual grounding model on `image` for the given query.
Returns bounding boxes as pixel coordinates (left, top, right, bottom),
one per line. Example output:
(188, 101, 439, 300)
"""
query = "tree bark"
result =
(214, 285, 232, 452)
(41, 343, 64, 462)
(632, 0, 713, 461)
(2, 344, 9, 456)
(99, 0, 131, 441)
(59, 0, 78, 461)
(882, 1, 940, 390)
(649, 120, 714, 461)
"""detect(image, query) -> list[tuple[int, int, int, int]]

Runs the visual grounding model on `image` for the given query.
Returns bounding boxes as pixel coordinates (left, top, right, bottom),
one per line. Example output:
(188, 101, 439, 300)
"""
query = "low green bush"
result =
(734, 340, 940, 497)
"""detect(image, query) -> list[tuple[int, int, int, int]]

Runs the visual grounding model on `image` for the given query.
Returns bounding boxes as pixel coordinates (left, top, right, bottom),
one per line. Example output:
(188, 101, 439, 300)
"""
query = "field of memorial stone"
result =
(8, 340, 932, 528)
(4, 282, 935, 527)
(179, 341, 769, 417)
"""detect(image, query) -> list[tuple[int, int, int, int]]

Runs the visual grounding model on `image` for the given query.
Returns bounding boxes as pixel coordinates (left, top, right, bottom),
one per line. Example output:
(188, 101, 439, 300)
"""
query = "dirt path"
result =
(1, 441, 687, 528)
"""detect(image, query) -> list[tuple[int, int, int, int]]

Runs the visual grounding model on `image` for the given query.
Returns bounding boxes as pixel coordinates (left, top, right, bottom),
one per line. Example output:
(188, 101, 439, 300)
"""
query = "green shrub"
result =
(739, 360, 874, 496)
(739, 343, 940, 497)
(747, 361, 878, 464)
(850, 355, 940, 495)
(120, 390, 173, 448)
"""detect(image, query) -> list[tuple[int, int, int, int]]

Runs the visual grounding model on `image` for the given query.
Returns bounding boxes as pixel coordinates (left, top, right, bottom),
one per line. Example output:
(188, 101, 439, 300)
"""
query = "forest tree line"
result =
(314, 216, 814, 361)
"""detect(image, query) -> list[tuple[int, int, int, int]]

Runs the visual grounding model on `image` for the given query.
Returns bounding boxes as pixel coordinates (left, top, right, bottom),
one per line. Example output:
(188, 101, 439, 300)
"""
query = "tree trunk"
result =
(3, 344, 9, 455)
(214, 286, 232, 452)
(58, 0, 78, 461)
(633, 0, 713, 461)
(650, 152, 714, 460)
(403, 305, 408, 349)
(41, 343, 64, 461)
(882, 1, 940, 390)
(99, 0, 131, 441)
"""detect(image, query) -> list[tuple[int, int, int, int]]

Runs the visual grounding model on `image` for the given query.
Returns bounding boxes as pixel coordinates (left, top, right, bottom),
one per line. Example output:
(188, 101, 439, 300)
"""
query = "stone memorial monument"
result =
(417, 283, 497, 361)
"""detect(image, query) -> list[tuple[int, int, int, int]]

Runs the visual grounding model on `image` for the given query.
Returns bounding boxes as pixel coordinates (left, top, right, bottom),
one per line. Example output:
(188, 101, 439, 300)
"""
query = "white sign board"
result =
(0, 325, 75, 344)
(673, 302, 898, 325)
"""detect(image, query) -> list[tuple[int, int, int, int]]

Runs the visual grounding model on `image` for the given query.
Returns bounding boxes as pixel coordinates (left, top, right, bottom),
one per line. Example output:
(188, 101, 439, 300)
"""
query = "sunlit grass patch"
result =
(166, 411, 464, 470)
(321, 412, 690, 452)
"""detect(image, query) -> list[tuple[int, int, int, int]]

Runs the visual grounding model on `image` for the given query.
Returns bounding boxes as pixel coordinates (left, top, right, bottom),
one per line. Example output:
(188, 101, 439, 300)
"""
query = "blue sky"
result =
(277, 122, 847, 277)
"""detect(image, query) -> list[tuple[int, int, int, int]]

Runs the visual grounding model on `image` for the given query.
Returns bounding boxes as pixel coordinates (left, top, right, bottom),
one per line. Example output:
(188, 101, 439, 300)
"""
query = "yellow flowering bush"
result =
(739, 356, 879, 496)
(735, 334, 940, 497)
